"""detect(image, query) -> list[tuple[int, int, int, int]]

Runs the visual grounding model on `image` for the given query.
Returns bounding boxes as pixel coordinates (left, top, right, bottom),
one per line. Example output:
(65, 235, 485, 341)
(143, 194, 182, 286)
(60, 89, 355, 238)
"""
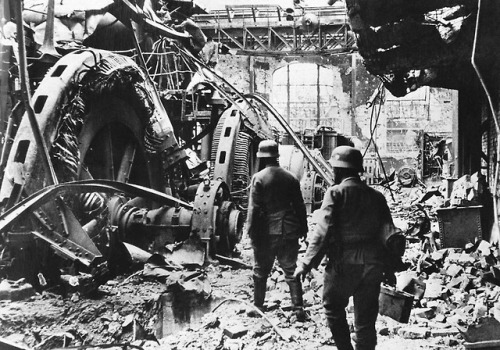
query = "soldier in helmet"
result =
(246, 140, 308, 321)
(294, 145, 395, 350)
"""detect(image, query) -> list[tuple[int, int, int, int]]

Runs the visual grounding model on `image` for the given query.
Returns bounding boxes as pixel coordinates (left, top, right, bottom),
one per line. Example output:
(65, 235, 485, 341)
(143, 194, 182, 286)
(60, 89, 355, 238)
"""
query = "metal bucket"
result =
(378, 284, 413, 323)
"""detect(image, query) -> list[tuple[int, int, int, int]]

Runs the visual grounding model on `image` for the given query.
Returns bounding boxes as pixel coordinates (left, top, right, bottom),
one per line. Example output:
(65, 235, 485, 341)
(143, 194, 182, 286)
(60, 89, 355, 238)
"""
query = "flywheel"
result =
(0, 50, 167, 274)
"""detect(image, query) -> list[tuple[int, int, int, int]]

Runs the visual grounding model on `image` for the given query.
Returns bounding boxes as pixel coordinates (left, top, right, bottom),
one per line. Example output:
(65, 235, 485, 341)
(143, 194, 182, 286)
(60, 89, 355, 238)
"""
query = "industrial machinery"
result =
(0, 0, 274, 287)
(0, 0, 335, 289)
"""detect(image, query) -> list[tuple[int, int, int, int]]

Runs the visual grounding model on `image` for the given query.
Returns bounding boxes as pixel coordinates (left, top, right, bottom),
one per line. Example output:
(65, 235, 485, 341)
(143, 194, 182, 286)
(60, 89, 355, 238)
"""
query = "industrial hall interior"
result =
(2, 0, 500, 349)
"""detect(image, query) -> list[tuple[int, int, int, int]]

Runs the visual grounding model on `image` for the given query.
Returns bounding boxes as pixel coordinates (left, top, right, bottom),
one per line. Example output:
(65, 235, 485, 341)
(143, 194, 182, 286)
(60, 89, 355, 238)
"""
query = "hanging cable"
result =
(362, 84, 384, 157)
(363, 84, 395, 201)
(471, 0, 500, 245)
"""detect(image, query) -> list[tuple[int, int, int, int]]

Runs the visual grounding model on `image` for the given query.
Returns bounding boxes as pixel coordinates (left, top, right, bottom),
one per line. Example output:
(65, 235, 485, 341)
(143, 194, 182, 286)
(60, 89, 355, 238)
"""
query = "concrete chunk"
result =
(477, 240, 492, 256)
(446, 275, 469, 290)
(0, 279, 35, 301)
(446, 264, 463, 277)
(435, 314, 447, 323)
(224, 324, 248, 339)
(430, 327, 460, 337)
(303, 290, 316, 306)
(458, 253, 476, 265)
(398, 326, 429, 339)
(423, 279, 442, 299)
(378, 327, 390, 336)
(412, 307, 435, 319)
(280, 301, 294, 312)
(430, 251, 446, 262)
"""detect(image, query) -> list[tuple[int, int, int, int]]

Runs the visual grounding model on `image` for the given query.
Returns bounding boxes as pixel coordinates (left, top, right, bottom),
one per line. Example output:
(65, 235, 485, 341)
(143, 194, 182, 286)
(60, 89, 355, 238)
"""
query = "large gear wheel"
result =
(210, 106, 260, 210)
(1, 51, 163, 201)
(0, 50, 166, 275)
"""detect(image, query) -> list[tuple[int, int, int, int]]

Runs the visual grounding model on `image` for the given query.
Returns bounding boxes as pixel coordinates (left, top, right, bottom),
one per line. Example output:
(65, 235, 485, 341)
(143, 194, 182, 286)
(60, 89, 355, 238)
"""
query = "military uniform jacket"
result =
(302, 177, 392, 267)
(246, 165, 308, 240)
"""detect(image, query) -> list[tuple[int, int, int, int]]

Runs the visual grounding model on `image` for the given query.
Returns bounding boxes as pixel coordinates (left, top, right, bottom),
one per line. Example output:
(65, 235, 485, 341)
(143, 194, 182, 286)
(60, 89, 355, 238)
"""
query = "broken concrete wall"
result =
(217, 53, 355, 134)
(355, 85, 456, 166)
(217, 52, 456, 163)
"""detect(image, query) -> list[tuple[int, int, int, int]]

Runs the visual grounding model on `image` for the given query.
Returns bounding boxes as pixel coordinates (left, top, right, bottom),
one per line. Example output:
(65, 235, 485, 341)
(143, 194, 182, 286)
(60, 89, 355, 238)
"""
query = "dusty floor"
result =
(0, 186, 480, 349)
(0, 240, 462, 350)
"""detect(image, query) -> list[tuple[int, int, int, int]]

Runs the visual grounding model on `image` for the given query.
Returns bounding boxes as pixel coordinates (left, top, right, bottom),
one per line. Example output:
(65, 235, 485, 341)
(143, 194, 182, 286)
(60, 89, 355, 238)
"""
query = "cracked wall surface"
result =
(216, 52, 455, 161)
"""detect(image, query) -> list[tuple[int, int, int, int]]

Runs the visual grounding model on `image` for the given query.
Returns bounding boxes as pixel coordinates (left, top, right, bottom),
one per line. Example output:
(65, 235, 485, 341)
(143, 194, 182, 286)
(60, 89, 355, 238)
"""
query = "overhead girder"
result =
(195, 7, 356, 56)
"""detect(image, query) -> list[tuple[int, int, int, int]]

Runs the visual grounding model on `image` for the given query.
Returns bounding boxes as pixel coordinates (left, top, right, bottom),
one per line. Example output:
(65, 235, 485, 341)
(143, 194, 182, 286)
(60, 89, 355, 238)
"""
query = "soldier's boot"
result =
(248, 276, 267, 317)
(327, 318, 354, 350)
(288, 279, 307, 322)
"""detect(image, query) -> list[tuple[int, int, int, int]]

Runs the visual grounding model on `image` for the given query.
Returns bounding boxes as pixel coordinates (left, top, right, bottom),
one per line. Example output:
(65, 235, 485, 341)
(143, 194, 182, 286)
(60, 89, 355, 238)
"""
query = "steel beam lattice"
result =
(194, 6, 355, 56)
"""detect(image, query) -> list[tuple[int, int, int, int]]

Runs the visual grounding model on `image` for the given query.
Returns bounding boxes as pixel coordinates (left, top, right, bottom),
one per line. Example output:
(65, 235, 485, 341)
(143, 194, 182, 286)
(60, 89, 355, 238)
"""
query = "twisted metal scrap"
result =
(51, 90, 85, 180)
(50, 56, 160, 183)
(48, 55, 164, 216)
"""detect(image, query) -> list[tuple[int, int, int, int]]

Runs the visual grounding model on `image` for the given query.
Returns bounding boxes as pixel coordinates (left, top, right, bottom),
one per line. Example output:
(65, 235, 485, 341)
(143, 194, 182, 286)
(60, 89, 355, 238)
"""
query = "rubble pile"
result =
(1, 239, 498, 350)
(0, 279, 165, 349)
(374, 174, 500, 344)
(1, 178, 500, 350)
(393, 240, 500, 343)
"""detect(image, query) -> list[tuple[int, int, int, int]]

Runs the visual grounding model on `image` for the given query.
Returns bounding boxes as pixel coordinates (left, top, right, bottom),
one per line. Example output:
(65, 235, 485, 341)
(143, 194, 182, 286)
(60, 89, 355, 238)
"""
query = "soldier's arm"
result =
(379, 192, 393, 225)
(291, 178, 308, 237)
(300, 187, 338, 270)
(245, 176, 262, 240)
(378, 192, 406, 258)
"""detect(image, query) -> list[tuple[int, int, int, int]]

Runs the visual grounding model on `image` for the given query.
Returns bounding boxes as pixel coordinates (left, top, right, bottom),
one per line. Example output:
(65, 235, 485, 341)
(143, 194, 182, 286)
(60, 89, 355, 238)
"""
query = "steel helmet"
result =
(329, 145, 364, 172)
(256, 140, 279, 158)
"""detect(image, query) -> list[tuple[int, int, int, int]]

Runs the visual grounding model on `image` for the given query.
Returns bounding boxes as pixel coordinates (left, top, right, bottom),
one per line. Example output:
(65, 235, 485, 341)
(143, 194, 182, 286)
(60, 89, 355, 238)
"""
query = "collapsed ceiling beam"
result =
(347, 0, 476, 27)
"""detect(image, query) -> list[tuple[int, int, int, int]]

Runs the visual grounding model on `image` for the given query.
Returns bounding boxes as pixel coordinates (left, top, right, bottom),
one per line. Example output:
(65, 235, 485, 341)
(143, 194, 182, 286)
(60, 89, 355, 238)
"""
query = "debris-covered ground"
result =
(0, 242, 456, 350)
(2, 181, 500, 350)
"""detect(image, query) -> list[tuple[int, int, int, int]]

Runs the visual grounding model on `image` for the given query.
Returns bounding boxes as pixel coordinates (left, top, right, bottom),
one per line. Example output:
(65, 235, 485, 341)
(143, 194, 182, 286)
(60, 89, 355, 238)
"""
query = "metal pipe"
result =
(287, 64, 291, 123)
(0, 179, 194, 234)
(316, 64, 320, 127)
(471, 0, 500, 244)
(176, 45, 261, 118)
(13, 0, 58, 186)
(39, 0, 60, 58)
(0, 101, 22, 182)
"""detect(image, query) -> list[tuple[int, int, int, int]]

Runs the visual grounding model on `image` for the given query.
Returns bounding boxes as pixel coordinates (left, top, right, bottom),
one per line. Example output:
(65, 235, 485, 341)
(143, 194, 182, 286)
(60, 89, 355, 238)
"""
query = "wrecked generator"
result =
(0, 0, 279, 291)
